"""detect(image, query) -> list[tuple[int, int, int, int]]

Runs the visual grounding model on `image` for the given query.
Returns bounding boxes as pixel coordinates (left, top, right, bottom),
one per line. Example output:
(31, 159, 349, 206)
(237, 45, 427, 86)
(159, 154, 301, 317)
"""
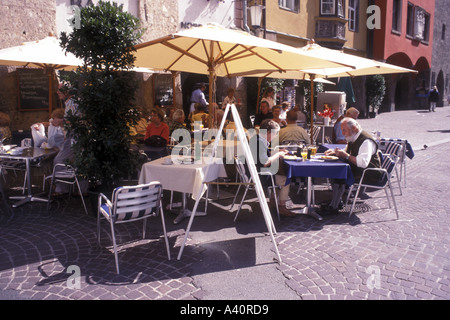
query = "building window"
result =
(406, 2, 414, 37)
(321, 0, 335, 15)
(442, 24, 446, 41)
(406, 3, 430, 43)
(348, 0, 359, 32)
(414, 7, 430, 42)
(320, 0, 345, 17)
(392, 0, 402, 33)
(337, 0, 344, 17)
(279, 0, 299, 13)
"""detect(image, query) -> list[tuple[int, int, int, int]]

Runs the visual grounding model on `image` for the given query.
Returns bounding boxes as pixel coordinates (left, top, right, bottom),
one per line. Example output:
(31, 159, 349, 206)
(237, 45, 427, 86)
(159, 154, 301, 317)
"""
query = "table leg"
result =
(294, 177, 323, 221)
(173, 192, 207, 225)
(10, 158, 49, 208)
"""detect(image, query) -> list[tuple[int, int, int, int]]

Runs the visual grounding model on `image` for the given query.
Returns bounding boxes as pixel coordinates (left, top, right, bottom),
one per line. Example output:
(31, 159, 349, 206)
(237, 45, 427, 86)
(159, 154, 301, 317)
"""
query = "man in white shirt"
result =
(320, 117, 381, 215)
(190, 84, 208, 113)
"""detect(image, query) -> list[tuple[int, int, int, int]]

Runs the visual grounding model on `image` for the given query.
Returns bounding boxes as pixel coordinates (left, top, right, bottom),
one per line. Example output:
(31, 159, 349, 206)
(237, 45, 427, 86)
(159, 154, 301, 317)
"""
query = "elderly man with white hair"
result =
(320, 117, 382, 215)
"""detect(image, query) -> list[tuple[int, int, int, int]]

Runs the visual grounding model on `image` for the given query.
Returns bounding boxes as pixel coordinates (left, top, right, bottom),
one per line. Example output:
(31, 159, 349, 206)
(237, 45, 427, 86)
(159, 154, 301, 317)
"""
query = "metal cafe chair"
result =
(97, 181, 171, 274)
(231, 156, 280, 222)
(346, 149, 401, 219)
(382, 141, 404, 195)
(46, 163, 89, 215)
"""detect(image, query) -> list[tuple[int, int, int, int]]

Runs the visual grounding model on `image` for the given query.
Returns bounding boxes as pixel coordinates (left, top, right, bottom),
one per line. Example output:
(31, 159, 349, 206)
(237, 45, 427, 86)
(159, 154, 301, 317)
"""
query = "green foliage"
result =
(59, 1, 144, 187)
(366, 74, 386, 113)
(297, 80, 324, 122)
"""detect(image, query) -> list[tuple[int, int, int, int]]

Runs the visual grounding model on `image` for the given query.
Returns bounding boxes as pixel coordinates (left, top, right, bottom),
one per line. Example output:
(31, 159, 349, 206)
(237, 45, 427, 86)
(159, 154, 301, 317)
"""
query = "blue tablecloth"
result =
(284, 159, 354, 186)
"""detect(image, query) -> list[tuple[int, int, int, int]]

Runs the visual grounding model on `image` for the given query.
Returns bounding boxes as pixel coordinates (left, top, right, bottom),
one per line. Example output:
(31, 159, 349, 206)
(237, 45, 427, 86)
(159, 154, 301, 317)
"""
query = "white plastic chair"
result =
(96, 181, 171, 274)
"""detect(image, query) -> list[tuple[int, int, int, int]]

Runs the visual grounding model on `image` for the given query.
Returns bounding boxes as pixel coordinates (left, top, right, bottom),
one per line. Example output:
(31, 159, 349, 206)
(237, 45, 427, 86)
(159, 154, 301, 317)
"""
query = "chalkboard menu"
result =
(154, 74, 173, 106)
(17, 68, 49, 111)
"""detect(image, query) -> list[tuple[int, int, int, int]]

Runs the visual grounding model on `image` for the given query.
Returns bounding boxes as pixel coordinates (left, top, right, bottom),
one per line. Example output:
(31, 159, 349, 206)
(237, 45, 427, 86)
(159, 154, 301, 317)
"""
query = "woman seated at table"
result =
(271, 105, 287, 128)
(144, 109, 170, 146)
(31, 108, 66, 150)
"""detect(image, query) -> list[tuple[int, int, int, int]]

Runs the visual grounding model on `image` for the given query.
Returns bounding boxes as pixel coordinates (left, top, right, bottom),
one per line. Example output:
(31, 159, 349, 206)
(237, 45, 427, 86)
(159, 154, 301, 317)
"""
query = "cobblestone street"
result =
(0, 107, 449, 301)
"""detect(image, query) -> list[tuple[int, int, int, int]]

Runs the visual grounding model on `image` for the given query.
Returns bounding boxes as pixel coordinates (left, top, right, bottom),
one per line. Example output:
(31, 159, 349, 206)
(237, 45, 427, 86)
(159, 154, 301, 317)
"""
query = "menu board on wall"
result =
(154, 74, 173, 106)
(17, 68, 49, 111)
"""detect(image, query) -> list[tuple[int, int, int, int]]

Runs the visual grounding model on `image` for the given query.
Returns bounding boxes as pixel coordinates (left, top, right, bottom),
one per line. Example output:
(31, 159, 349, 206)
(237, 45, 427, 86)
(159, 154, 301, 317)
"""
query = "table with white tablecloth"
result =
(138, 155, 226, 224)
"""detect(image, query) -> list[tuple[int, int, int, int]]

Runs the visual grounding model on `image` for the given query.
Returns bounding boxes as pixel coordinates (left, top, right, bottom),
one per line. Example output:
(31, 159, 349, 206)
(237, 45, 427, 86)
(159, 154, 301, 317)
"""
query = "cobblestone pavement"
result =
(0, 107, 449, 300)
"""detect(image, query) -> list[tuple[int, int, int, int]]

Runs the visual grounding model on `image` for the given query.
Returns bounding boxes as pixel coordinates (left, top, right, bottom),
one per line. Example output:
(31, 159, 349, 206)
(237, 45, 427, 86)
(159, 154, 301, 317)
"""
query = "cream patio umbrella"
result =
(133, 24, 356, 128)
(0, 36, 83, 113)
(230, 41, 417, 140)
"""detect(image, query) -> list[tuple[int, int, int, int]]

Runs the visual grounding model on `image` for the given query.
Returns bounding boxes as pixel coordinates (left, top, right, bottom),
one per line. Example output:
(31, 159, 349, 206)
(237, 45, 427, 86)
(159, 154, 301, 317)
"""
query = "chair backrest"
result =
(384, 141, 404, 161)
(311, 126, 321, 143)
(53, 163, 76, 179)
(381, 152, 397, 174)
(111, 181, 162, 222)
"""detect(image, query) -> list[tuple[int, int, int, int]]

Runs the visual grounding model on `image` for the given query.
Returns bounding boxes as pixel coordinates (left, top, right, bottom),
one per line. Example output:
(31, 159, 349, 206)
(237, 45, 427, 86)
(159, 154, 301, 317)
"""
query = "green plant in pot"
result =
(366, 74, 386, 118)
(59, 1, 145, 198)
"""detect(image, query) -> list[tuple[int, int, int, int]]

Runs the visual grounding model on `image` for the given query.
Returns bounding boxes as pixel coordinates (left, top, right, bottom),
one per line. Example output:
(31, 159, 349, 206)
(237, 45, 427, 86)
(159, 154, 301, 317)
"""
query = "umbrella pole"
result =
(171, 71, 177, 108)
(48, 68, 53, 115)
(208, 65, 215, 128)
(256, 77, 263, 114)
(310, 73, 315, 143)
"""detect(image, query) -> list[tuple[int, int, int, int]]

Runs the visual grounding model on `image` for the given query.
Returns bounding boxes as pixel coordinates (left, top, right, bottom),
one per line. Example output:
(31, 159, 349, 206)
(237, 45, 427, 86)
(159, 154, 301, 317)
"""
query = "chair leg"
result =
(230, 184, 242, 210)
(388, 182, 399, 219)
(234, 185, 249, 222)
(160, 204, 171, 260)
(46, 176, 56, 212)
(109, 221, 120, 274)
(75, 178, 89, 215)
(142, 217, 147, 239)
(349, 185, 361, 217)
(269, 175, 280, 221)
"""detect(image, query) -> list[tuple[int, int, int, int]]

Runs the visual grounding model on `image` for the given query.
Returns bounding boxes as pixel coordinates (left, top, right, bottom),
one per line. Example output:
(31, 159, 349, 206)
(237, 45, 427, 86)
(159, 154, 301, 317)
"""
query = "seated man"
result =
(279, 110, 311, 145)
(320, 117, 381, 215)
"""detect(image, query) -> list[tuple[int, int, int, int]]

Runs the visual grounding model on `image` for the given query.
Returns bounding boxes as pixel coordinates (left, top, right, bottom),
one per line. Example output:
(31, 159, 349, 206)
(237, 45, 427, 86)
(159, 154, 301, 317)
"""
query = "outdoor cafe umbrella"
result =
(133, 23, 356, 128)
(0, 35, 83, 113)
(228, 41, 417, 141)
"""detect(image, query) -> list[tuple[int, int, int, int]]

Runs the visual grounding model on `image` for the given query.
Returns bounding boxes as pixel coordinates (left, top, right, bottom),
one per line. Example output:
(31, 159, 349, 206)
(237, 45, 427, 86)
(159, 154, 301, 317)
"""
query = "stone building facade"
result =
(431, 0, 450, 107)
(0, 0, 179, 131)
(0, 0, 58, 131)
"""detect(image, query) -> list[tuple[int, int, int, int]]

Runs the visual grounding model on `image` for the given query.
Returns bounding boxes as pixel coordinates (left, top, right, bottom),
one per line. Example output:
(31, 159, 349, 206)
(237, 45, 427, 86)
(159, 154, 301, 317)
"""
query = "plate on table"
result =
(8, 149, 23, 155)
(283, 155, 297, 161)
(320, 155, 339, 161)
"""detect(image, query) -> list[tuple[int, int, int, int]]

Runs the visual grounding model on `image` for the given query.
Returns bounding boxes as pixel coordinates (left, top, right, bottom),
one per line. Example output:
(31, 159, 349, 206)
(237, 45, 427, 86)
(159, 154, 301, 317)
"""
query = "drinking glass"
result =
(301, 148, 308, 161)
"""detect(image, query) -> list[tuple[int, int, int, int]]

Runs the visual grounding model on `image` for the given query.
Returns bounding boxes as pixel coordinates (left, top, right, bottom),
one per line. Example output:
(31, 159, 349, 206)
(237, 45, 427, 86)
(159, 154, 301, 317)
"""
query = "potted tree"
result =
(59, 1, 145, 201)
(366, 74, 386, 118)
